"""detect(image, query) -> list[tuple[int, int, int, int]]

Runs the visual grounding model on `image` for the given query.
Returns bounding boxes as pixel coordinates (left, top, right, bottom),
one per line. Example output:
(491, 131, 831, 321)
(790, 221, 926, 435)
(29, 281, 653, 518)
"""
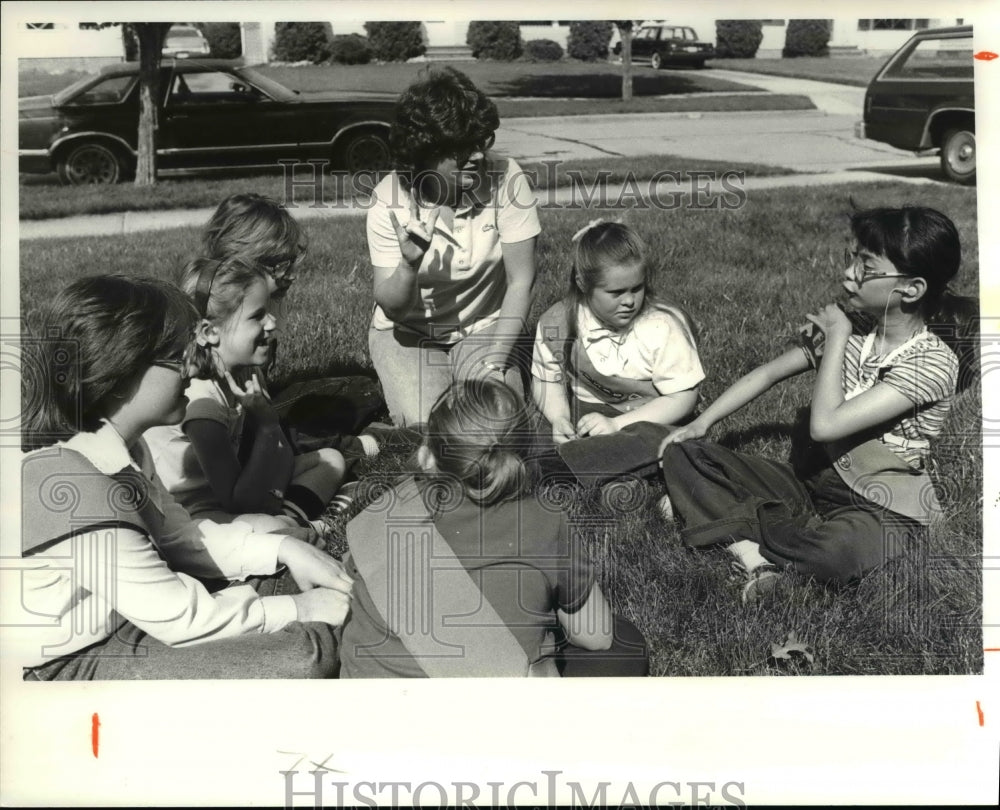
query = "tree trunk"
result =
(132, 23, 171, 187)
(615, 22, 634, 102)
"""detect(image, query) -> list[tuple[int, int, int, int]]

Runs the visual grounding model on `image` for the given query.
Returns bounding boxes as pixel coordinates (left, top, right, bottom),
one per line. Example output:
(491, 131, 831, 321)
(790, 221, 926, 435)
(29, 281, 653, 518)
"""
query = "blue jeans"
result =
(369, 323, 526, 426)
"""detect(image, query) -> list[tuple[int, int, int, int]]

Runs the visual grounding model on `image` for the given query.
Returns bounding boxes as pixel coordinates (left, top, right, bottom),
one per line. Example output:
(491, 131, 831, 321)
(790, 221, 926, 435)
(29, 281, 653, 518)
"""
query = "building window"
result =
(872, 19, 915, 30)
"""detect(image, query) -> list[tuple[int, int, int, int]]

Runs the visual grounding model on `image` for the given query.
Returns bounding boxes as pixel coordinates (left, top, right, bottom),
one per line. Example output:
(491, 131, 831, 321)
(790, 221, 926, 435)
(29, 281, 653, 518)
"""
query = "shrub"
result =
(330, 34, 372, 65)
(783, 19, 832, 57)
(197, 22, 242, 58)
(714, 20, 764, 58)
(272, 22, 332, 64)
(524, 38, 564, 61)
(466, 21, 523, 60)
(363, 22, 425, 62)
(566, 21, 614, 61)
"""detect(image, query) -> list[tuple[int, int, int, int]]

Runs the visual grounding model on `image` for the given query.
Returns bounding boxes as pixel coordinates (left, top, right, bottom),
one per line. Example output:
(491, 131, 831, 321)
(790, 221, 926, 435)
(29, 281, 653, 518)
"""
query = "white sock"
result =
(727, 539, 771, 573)
(358, 434, 380, 458)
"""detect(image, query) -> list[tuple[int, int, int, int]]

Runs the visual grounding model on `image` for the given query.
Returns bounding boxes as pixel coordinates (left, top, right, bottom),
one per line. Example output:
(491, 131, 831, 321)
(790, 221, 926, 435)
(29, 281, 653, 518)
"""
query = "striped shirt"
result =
(802, 329, 958, 469)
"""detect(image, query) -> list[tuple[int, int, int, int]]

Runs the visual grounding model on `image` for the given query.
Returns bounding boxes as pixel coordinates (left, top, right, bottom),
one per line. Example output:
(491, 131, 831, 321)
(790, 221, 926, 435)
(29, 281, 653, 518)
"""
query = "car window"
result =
(63, 74, 136, 106)
(884, 36, 974, 79)
(169, 71, 263, 104)
(637, 27, 657, 40)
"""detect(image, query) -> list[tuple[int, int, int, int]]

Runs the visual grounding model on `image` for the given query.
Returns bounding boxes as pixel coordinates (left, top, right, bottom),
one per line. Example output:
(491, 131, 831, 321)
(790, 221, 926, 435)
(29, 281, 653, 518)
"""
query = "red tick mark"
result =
(91, 713, 100, 758)
(976, 701, 984, 727)
(974, 51, 998, 61)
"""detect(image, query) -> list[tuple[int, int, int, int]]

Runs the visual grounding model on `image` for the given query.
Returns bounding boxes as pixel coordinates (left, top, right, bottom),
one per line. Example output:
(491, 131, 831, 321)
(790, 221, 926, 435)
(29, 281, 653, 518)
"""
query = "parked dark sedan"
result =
(855, 25, 974, 184)
(614, 24, 714, 69)
(19, 59, 396, 184)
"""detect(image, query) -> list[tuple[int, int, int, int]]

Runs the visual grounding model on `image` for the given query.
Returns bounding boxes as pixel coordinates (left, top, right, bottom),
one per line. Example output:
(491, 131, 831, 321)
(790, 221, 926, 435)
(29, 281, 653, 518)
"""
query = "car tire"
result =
(56, 141, 125, 185)
(339, 130, 391, 175)
(650, 52, 663, 70)
(939, 128, 975, 185)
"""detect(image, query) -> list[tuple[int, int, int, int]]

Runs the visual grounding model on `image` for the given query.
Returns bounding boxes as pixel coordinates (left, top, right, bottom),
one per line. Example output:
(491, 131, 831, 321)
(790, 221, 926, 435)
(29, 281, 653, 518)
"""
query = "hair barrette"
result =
(193, 259, 223, 318)
(571, 219, 606, 243)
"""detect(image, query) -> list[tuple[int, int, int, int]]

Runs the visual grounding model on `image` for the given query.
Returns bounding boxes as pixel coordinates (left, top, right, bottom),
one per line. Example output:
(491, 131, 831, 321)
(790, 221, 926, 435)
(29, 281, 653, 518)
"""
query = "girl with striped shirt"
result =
(659, 206, 977, 599)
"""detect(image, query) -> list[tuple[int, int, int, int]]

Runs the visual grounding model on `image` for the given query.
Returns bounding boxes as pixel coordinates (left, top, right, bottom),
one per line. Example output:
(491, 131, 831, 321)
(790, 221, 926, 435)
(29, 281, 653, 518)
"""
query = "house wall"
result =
(14, 22, 124, 72)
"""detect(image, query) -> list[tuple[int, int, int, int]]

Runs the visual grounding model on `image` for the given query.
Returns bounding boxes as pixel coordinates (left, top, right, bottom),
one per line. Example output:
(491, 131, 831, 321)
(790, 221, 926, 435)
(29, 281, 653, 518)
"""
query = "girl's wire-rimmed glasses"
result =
(843, 247, 909, 285)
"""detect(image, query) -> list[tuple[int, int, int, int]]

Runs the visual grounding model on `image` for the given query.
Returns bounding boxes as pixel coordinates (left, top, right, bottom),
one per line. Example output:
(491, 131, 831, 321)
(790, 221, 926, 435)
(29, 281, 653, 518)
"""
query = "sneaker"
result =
(657, 492, 674, 521)
(741, 569, 781, 605)
(327, 480, 360, 515)
(356, 433, 381, 458)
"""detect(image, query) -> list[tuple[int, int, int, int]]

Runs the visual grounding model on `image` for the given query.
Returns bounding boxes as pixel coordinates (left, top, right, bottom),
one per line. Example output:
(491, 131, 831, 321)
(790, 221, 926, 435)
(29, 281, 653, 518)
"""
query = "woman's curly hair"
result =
(389, 67, 500, 177)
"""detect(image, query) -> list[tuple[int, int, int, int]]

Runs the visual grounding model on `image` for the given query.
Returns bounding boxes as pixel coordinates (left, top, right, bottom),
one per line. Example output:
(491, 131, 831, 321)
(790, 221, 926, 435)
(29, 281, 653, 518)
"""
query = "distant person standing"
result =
(366, 67, 540, 426)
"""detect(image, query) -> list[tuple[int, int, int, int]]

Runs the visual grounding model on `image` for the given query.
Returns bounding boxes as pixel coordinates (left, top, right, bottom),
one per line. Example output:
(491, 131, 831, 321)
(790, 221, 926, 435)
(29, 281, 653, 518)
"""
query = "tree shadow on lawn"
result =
(490, 71, 762, 98)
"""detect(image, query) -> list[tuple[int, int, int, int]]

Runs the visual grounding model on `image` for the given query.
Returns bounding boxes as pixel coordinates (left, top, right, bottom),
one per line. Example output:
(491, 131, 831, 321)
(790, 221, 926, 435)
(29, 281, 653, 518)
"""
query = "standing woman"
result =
(367, 67, 540, 426)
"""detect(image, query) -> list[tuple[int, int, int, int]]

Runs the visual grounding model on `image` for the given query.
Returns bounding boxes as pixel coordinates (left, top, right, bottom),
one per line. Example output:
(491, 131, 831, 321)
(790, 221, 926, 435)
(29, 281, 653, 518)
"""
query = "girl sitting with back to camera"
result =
(531, 220, 704, 484)
(340, 379, 649, 678)
(659, 205, 978, 601)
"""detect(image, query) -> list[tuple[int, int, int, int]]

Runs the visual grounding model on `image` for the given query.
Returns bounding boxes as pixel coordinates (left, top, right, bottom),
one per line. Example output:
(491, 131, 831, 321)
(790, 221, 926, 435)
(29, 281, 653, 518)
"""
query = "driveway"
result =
(496, 68, 939, 175)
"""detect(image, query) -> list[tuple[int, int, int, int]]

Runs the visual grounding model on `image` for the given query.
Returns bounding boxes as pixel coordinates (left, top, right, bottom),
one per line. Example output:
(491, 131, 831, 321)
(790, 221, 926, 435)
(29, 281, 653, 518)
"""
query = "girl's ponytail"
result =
(425, 380, 533, 508)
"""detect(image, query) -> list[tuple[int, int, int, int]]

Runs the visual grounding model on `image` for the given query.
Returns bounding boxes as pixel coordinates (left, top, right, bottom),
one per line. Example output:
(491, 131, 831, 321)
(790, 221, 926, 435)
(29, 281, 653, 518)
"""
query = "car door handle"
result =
(168, 114, 190, 120)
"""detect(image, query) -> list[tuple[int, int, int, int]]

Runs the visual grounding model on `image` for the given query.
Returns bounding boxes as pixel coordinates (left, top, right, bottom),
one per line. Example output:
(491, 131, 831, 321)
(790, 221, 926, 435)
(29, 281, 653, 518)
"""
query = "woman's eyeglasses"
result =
(449, 133, 496, 166)
(843, 247, 908, 285)
(265, 243, 306, 288)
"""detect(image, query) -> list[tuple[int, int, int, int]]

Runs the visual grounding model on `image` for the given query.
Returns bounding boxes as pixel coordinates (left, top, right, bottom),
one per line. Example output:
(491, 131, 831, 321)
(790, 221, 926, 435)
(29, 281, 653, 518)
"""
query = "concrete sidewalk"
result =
(704, 68, 866, 116)
(18, 168, 944, 242)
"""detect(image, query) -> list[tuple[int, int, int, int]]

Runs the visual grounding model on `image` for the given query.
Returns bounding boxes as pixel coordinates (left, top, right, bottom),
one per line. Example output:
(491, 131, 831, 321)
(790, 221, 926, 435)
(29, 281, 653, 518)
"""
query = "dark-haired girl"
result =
(659, 206, 979, 599)
(340, 380, 649, 677)
(366, 67, 539, 426)
(18, 276, 352, 679)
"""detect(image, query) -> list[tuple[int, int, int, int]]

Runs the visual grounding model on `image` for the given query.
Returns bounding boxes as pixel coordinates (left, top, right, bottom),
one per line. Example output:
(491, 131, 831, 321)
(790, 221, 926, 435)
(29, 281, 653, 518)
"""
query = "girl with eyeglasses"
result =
(658, 205, 978, 600)
(367, 67, 540, 426)
(18, 275, 352, 679)
(143, 257, 347, 534)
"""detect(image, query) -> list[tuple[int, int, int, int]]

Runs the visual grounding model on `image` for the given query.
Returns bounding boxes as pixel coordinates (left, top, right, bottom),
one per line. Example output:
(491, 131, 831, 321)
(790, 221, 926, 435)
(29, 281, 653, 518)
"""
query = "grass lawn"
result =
(17, 60, 815, 120)
(18, 180, 982, 677)
(19, 155, 794, 221)
(710, 55, 889, 86)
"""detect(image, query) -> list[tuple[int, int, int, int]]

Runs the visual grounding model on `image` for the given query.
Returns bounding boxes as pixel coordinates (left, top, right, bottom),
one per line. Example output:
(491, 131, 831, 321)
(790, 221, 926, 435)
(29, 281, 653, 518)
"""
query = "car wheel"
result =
(339, 130, 391, 175)
(940, 128, 975, 185)
(57, 141, 124, 185)
(650, 52, 662, 70)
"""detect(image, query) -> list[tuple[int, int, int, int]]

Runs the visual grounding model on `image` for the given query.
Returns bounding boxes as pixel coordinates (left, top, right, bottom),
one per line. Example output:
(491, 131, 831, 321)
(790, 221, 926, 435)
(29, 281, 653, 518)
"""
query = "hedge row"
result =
(261, 18, 833, 65)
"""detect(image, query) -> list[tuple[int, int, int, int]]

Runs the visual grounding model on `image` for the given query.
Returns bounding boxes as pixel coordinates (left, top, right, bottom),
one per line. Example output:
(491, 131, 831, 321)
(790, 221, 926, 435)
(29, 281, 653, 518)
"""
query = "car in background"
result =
(855, 25, 975, 184)
(18, 59, 395, 185)
(162, 24, 211, 58)
(614, 23, 714, 69)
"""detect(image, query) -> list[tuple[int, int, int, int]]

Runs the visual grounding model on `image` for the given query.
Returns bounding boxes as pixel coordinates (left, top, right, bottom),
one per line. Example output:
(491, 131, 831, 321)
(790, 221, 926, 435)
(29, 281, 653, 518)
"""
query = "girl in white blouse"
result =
(17, 276, 352, 679)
